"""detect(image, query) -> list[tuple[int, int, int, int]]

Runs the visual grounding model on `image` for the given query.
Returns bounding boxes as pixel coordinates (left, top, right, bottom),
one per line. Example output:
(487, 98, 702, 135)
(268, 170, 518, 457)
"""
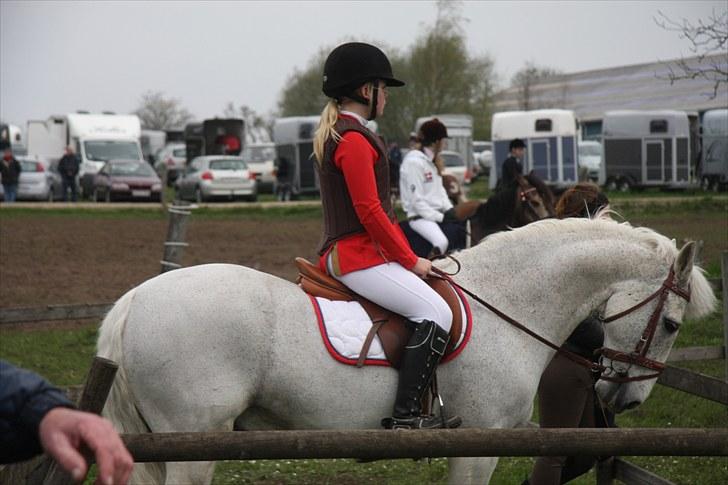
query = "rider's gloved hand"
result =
(442, 208, 458, 224)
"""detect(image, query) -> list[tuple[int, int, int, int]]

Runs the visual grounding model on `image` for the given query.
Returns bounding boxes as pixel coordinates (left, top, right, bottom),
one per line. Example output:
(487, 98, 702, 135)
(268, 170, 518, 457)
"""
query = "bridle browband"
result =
(432, 263, 691, 383)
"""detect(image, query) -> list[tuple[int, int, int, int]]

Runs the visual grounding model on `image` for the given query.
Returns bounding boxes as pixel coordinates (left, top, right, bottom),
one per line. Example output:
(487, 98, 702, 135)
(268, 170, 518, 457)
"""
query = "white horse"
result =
(97, 217, 716, 484)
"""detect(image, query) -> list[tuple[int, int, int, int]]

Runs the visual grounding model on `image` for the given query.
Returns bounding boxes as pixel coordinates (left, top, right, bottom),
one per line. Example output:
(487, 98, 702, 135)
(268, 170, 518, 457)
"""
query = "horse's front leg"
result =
(448, 457, 498, 484)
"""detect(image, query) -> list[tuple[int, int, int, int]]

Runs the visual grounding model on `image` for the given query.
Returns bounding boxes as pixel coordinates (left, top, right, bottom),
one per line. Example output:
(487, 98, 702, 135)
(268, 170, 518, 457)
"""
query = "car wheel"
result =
(195, 186, 204, 203)
(617, 178, 631, 192)
(245, 193, 258, 202)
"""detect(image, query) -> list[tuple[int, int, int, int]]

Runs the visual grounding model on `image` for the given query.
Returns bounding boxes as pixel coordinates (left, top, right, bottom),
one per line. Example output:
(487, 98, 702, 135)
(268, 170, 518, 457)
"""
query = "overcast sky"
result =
(1, 0, 724, 127)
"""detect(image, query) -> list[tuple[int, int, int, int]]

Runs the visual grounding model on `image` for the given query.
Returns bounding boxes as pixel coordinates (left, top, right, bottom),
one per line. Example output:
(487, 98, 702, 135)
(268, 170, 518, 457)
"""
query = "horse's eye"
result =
(663, 317, 680, 333)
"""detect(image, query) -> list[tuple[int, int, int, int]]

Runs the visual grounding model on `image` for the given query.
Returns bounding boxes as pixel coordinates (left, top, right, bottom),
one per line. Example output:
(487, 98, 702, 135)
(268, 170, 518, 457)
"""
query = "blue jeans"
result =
(2, 184, 17, 202)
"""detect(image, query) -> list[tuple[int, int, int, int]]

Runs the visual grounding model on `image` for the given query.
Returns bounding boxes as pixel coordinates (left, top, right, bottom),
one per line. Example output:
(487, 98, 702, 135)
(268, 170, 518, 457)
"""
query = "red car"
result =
(92, 159, 162, 202)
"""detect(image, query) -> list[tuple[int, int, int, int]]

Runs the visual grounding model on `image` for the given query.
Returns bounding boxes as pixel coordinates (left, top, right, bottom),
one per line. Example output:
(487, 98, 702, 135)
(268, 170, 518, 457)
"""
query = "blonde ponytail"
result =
(313, 100, 342, 164)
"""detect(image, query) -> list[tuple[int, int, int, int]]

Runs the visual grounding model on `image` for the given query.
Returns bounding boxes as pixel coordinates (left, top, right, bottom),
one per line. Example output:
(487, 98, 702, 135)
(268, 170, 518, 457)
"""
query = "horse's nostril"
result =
(624, 400, 640, 410)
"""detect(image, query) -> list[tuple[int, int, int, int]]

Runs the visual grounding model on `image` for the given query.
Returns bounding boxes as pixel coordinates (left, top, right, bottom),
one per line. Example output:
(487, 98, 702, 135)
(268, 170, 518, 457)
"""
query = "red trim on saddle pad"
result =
(309, 283, 473, 367)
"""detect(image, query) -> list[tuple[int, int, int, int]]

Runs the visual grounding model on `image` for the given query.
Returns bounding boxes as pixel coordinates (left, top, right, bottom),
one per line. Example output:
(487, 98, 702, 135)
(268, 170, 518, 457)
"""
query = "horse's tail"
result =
(97, 288, 165, 484)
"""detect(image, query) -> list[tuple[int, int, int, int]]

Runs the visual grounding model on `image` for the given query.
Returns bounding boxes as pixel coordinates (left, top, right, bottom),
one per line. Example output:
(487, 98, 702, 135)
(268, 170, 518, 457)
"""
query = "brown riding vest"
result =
(317, 117, 394, 255)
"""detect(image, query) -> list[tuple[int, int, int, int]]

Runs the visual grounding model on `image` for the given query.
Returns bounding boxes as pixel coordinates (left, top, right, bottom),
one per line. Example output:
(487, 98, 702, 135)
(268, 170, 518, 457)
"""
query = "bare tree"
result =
(134, 91, 193, 130)
(654, 8, 728, 99)
(511, 62, 562, 110)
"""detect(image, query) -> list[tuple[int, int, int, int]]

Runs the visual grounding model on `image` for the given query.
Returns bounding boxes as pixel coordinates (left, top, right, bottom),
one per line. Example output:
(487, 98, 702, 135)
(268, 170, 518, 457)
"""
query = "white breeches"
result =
(409, 218, 449, 254)
(329, 259, 452, 332)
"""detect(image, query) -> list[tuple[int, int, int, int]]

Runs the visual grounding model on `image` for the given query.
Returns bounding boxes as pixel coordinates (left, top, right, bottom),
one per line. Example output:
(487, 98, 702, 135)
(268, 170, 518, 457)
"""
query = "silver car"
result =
(0, 156, 62, 201)
(175, 156, 257, 202)
(153, 143, 186, 185)
(441, 150, 470, 186)
(241, 143, 276, 193)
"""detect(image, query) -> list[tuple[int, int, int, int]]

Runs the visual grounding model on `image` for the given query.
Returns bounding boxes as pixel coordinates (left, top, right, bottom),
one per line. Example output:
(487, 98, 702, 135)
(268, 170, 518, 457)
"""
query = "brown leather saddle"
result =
(295, 257, 463, 368)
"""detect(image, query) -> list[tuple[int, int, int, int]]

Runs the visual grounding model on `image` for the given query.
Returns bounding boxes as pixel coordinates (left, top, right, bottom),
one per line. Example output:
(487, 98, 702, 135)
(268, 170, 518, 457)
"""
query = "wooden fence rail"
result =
(120, 428, 727, 462)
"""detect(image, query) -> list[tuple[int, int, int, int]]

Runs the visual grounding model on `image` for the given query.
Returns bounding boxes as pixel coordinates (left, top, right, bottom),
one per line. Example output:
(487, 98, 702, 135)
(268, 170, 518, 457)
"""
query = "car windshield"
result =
(85, 141, 140, 162)
(242, 146, 275, 163)
(210, 159, 247, 171)
(172, 148, 186, 157)
(109, 162, 156, 177)
(579, 145, 601, 157)
(442, 153, 464, 167)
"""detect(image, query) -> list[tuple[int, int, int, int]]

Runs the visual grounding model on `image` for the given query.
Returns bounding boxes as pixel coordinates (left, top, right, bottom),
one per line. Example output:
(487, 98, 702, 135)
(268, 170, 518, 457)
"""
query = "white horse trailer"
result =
(415, 114, 474, 180)
(490, 110, 579, 189)
(273, 116, 321, 195)
(601, 110, 694, 190)
(699, 108, 728, 191)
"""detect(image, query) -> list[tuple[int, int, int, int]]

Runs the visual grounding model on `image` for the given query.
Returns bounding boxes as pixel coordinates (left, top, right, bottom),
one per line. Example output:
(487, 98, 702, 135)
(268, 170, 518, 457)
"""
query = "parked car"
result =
(153, 143, 186, 185)
(441, 150, 470, 186)
(92, 159, 162, 202)
(473, 141, 493, 176)
(241, 143, 276, 193)
(0, 156, 61, 201)
(578, 140, 602, 181)
(175, 155, 257, 202)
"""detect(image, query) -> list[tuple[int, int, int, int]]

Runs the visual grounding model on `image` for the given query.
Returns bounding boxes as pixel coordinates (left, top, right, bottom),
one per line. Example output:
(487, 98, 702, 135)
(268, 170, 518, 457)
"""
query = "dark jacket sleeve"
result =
(0, 360, 74, 464)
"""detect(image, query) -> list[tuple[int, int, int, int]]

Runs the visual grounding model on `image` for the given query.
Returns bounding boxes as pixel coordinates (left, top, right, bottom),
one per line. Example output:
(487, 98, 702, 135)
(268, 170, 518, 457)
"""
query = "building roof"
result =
(494, 54, 728, 121)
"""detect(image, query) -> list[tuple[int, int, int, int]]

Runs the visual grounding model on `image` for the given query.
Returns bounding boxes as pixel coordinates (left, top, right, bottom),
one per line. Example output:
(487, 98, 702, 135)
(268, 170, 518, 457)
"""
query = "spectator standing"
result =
(0, 360, 133, 484)
(0, 148, 21, 203)
(275, 156, 293, 201)
(58, 146, 80, 202)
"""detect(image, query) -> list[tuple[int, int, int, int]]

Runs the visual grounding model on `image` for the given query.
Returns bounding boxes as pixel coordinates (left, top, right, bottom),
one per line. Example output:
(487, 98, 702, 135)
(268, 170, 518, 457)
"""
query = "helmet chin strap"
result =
(347, 81, 379, 121)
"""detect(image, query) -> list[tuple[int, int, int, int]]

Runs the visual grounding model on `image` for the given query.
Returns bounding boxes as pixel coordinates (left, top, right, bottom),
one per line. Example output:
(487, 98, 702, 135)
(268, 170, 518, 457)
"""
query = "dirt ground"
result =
(0, 209, 725, 311)
(0, 216, 322, 308)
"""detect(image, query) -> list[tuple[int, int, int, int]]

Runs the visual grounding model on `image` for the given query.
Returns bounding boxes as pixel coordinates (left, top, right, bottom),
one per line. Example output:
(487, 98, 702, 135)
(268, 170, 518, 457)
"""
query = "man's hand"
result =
(39, 407, 133, 485)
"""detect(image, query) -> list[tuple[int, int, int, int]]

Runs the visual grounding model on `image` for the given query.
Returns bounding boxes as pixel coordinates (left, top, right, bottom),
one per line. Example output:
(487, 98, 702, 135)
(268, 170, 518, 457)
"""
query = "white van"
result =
(27, 112, 143, 196)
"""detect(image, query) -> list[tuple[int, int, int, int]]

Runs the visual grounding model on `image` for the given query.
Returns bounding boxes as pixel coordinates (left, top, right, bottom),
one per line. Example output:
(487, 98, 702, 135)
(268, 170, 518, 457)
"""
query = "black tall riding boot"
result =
(382, 320, 462, 429)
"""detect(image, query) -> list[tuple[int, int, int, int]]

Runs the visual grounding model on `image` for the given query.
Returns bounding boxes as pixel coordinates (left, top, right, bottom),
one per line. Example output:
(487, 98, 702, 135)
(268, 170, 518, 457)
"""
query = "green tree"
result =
(276, 1, 497, 141)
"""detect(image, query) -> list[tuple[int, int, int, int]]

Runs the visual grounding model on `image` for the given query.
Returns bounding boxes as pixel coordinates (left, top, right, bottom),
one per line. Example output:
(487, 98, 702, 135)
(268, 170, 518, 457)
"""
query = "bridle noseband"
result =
(597, 266, 690, 382)
(433, 263, 691, 384)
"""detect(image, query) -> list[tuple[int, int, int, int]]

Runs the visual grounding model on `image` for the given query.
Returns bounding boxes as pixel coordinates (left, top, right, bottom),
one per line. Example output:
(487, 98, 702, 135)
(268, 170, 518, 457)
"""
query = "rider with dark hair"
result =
(499, 138, 526, 189)
(312, 42, 460, 430)
(525, 182, 614, 485)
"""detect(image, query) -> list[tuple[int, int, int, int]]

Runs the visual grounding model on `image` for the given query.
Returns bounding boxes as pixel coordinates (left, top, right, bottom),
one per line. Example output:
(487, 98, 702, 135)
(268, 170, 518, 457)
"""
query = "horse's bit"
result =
(432, 263, 690, 383)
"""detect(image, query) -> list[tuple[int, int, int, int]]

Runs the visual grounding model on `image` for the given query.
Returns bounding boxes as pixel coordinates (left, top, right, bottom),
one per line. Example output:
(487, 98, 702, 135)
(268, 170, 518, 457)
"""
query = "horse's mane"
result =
(478, 217, 716, 320)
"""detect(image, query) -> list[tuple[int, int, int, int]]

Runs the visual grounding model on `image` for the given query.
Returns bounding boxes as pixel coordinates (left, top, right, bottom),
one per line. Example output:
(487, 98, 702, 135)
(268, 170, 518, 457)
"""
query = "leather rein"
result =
(431, 263, 690, 383)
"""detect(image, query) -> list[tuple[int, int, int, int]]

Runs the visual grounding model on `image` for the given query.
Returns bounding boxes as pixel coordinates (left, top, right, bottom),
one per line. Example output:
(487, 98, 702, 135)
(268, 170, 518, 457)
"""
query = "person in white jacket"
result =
(399, 118, 458, 256)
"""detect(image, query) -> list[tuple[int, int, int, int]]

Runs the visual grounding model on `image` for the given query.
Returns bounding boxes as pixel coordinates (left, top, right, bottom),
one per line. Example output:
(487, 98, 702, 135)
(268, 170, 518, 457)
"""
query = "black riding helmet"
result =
(419, 118, 449, 145)
(322, 42, 405, 120)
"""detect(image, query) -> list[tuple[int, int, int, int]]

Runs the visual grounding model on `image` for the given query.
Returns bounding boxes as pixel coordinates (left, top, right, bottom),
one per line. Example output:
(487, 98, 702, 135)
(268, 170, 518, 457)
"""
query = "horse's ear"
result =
(673, 241, 696, 286)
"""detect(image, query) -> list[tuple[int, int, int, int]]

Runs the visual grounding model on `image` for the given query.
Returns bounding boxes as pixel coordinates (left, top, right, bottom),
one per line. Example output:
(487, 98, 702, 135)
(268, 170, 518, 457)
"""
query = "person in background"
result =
(58, 146, 80, 202)
(387, 141, 402, 197)
(0, 148, 21, 203)
(526, 182, 614, 485)
(0, 360, 133, 484)
(498, 138, 526, 189)
(275, 156, 293, 202)
(399, 118, 458, 256)
(313, 42, 459, 430)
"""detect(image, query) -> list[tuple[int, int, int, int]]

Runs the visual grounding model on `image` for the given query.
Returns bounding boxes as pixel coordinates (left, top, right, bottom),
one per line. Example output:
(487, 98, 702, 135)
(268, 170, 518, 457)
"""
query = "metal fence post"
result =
(722, 251, 728, 382)
(160, 203, 192, 273)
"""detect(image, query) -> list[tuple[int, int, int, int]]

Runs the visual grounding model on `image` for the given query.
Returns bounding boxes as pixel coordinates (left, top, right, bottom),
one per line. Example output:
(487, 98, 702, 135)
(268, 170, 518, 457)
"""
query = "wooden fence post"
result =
(37, 357, 119, 485)
(160, 203, 192, 273)
(595, 457, 615, 485)
(722, 251, 728, 382)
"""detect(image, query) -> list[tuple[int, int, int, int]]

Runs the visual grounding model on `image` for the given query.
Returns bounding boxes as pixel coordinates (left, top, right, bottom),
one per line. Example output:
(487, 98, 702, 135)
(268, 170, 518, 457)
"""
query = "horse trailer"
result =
(415, 114, 474, 180)
(600, 110, 695, 190)
(184, 118, 244, 164)
(490, 110, 579, 189)
(699, 108, 728, 191)
(273, 116, 321, 195)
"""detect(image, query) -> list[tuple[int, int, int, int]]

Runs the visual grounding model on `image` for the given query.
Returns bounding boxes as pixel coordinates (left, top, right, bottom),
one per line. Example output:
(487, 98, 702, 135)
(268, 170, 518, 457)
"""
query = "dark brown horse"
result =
(455, 172, 555, 245)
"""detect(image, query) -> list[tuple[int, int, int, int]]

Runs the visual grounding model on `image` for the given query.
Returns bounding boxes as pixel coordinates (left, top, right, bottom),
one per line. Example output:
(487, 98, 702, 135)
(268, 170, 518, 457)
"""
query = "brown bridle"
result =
(597, 266, 690, 382)
(514, 175, 543, 222)
(432, 263, 691, 384)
